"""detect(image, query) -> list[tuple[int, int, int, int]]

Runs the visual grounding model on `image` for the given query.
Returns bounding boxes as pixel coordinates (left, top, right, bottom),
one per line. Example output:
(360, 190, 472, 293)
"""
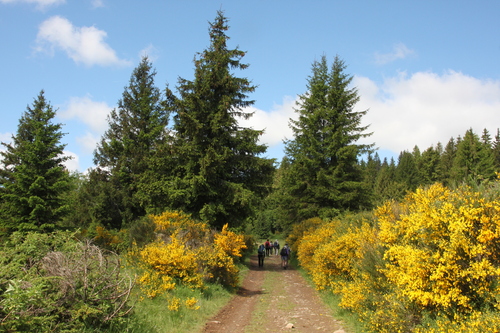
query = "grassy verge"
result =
(117, 283, 233, 333)
(112, 258, 251, 333)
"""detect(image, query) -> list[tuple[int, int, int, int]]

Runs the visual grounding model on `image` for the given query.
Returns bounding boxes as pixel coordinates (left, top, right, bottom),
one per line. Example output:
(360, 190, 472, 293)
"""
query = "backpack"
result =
(280, 247, 288, 256)
(258, 245, 265, 255)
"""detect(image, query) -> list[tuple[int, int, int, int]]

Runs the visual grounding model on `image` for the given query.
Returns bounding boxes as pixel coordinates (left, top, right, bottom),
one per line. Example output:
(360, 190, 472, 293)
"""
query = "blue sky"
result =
(1, 0, 500, 172)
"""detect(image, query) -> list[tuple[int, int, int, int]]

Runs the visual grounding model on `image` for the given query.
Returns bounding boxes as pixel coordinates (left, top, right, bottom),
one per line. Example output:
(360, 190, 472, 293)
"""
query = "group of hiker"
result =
(257, 239, 291, 269)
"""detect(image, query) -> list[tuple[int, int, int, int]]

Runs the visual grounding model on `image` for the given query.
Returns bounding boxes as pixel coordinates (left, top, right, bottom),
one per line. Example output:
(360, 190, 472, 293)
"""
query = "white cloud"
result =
(240, 71, 500, 163)
(355, 71, 500, 155)
(76, 131, 100, 155)
(139, 44, 160, 62)
(58, 96, 111, 159)
(91, 0, 103, 8)
(0, 132, 12, 144)
(0, 0, 65, 9)
(59, 95, 112, 133)
(374, 43, 415, 65)
(36, 16, 131, 67)
(63, 150, 79, 172)
(238, 96, 297, 147)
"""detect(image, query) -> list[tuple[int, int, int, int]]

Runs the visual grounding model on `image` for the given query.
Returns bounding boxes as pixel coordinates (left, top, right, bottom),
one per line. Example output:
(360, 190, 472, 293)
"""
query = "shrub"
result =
(294, 182, 500, 332)
(378, 183, 500, 314)
(132, 211, 248, 308)
(0, 231, 134, 332)
(286, 217, 323, 253)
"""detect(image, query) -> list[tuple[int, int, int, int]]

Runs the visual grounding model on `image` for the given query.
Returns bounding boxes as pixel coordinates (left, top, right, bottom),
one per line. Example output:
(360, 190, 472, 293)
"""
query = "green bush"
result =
(0, 231, 134, 332)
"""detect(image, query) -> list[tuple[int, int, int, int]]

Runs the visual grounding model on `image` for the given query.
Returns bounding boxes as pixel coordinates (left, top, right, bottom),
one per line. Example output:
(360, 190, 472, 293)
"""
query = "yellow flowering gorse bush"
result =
(378, 183, 500, 313)
(139, 237, 204, 289)
(214, 224, 247, 259)
(293, 181, 500, 331)
(131, 211, 247, 309)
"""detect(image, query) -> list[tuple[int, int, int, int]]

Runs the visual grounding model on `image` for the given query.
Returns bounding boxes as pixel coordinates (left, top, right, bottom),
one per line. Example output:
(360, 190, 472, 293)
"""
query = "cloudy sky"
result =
(1, 0, 500, 172)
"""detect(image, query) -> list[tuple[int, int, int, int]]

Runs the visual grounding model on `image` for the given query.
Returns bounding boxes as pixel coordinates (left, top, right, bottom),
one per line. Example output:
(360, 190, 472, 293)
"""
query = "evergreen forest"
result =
(2, 10, 500, 333)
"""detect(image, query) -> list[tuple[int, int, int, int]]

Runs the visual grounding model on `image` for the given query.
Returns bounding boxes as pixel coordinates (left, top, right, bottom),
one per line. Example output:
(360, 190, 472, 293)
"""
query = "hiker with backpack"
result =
(274, 239, 280, 255)
(257, 243, 266, 267)
(280, 244, 291, 269)
(265, 239, 271, 257)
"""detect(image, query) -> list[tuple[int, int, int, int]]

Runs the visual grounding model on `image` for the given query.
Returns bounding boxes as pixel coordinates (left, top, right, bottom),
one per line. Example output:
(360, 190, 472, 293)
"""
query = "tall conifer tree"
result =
(453, 128, 495, 182)
(419, 145, 442, 185)
(492, 129, 500, 170)
(93, 57, 168, 228)
(395, 150, 420, 191)
(281, 55, 373, 223)
(440, 137, 458, 186)
(169, 11, 274, 228)
(0, 91, 71, 234)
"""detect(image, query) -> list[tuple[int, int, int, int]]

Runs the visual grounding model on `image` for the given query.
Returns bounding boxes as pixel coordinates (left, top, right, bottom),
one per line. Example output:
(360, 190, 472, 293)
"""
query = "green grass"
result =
(106, 259, 251, 333)
(116, 283, 233, 333)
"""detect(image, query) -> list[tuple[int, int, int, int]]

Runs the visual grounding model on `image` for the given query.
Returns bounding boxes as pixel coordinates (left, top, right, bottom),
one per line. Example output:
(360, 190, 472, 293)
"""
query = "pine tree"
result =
(280, 55, 373, 223)
(374, 157, 405, 203)
(419, 145, 442, 185)
(453, 128, 495, 183)
(395, 150, 420, 192)
(362, 152, 381, 205)
(93, 57, 169, 228)
(0, 91, 71, 234)
(168, 11, 274, 228)
(492, 129, 500, 170)
(440, 137, 458, 186)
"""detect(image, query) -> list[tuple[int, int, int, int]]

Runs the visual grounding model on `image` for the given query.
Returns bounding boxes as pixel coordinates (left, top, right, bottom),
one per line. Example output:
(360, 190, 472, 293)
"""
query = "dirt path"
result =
(202, 253, 345, 333)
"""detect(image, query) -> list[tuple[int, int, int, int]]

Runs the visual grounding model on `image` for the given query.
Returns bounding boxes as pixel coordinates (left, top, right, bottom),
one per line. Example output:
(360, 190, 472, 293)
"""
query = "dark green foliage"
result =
(0, 91, 71, 235)
(439, 137, 458, 186)
(374, 158, 406, 204)
(167, 11, 274, 228)
(492, 129, 500, 170)
(419, 144, 442, 185)
(363, 153, 382, 189)
(362, 128, 500, 200)
(279, 55, 374, 225)
(395, 150, 420, 192)
(60, 171, 122, 233)
(93, 57, 169, 228)
(452, 128, 496, 183)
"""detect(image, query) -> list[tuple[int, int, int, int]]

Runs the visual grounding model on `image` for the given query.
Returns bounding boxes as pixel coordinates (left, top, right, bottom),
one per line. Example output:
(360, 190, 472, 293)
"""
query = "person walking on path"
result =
(257, 243, 266, 267)
(281, 243, 291, 269)
(274, 239, 280, 255)
(265, 239, 271, 257)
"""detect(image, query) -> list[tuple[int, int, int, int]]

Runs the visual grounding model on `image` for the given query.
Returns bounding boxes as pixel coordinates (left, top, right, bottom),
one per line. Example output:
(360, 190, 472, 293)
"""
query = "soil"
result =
(202, 252, 345, 333)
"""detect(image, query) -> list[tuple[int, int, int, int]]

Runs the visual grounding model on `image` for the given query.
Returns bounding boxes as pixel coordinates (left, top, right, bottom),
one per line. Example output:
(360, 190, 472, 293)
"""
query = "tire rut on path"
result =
(202, 252, 344, 333)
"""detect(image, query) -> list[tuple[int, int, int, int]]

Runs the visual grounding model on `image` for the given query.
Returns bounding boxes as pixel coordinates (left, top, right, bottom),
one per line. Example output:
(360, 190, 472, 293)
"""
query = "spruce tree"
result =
(93, 57, 169, 228)
(453, 128, 495, 183)
(395, 149, 420, 191)
(168, 11, 274, 228)
(374, 157, 405, 203)
(419, 145, 442, 185)
(492, 129, 500, 170)
(281, 55, 373, 223)
(0, 91, 71, 234)
(440, 137, 458, 186)
(362, 152, 381, 205)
